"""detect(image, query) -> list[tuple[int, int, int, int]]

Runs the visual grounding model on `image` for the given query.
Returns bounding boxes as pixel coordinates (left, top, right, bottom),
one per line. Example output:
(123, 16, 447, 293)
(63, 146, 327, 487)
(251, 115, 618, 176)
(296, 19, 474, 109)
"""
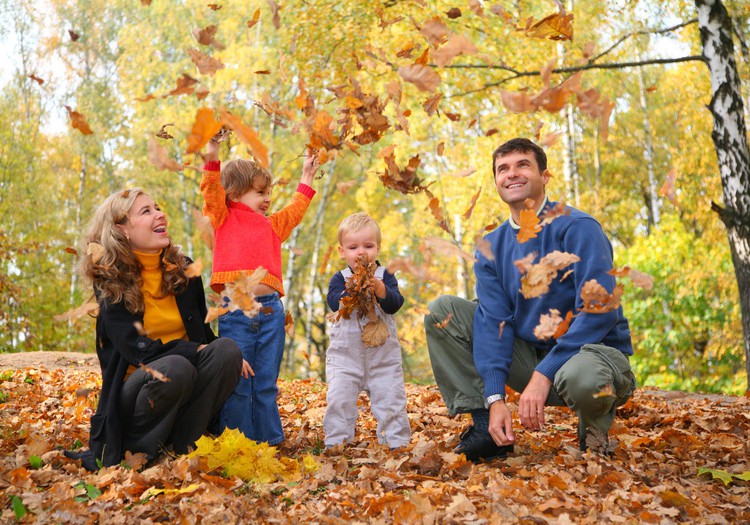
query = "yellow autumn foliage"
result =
(187, 428, 318, 483)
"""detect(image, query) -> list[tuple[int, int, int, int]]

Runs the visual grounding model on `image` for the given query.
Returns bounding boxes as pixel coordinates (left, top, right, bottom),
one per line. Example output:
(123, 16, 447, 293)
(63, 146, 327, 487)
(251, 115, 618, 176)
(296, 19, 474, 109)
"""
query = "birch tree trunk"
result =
(695, 0, 750, 392)
(636, 53, 661, 232)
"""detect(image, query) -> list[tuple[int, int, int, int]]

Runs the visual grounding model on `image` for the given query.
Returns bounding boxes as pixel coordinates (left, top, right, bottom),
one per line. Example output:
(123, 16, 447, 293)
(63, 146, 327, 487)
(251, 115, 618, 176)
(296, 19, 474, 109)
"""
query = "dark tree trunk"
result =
(696, 0, 750, 393)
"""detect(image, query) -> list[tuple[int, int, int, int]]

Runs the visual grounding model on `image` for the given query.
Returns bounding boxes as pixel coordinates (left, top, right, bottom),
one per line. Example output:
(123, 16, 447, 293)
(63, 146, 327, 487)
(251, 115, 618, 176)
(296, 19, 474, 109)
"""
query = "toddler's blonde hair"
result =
(337, 212, 381, 245)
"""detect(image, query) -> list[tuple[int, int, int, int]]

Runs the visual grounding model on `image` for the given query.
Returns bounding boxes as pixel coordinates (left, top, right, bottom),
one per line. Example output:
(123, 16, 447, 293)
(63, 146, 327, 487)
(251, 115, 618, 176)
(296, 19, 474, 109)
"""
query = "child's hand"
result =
(241, 359, 254, 379)
(371, 277, 386, 299)
(204, 138, 220, 162)
(301, 149, 319, 186)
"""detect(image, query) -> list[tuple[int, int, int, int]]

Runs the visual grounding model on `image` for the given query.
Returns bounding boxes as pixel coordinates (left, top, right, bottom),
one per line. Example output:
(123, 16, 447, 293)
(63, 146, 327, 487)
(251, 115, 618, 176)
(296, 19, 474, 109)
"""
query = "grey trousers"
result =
(119, 337, 242, 458)
(424, 296, 636, 437)
(324, 313, 411, 448)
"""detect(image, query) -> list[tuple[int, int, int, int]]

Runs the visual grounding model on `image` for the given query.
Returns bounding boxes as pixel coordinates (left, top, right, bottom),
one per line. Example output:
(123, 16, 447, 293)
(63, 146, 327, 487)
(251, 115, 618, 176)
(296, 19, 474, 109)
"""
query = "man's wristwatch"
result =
(485, 393, 506, 408)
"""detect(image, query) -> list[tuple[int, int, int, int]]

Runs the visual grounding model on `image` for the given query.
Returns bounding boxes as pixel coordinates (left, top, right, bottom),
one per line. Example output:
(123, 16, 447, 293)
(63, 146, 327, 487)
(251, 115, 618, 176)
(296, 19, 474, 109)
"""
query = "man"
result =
(425, 138, 635, 461)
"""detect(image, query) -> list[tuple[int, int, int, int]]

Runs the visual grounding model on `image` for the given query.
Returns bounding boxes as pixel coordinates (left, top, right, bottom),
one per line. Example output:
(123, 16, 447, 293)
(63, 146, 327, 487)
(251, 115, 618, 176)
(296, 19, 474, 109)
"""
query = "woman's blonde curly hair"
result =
(79, 188, 189, 315)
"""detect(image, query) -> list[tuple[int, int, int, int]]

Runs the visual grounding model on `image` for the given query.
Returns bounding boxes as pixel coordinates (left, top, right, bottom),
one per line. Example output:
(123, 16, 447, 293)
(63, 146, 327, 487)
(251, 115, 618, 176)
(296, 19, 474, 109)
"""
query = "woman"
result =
(68, 188, 250, 470)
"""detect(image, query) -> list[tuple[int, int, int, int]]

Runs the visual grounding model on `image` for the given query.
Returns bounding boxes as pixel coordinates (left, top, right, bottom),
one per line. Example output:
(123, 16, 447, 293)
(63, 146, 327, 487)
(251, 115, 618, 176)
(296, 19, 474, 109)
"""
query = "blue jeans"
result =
(218, 293, 285, 445)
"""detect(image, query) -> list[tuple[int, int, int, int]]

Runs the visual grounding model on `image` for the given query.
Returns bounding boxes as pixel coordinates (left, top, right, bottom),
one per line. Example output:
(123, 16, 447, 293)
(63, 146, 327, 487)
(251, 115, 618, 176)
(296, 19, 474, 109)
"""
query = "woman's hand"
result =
(241, 359, 254, 379)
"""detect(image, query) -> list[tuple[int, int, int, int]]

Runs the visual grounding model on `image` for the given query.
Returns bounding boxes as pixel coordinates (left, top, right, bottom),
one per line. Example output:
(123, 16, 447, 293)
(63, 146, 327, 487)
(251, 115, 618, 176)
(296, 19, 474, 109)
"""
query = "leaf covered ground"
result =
(0, 362, 748, 524)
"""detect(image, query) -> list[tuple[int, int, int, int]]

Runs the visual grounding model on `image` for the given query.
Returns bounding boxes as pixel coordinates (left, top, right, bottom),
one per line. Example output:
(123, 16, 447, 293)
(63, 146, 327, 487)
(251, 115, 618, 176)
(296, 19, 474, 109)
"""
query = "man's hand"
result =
(518, 371, 552, 431)
(488, 400, 515, 446)
(300, 149, 319, 187)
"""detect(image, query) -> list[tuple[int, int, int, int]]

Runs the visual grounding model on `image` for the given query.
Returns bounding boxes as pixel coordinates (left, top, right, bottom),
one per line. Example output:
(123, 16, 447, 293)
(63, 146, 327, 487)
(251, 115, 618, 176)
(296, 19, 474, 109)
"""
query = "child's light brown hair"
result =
(221, 159, 273, 201)
(337, 212, 382, 245)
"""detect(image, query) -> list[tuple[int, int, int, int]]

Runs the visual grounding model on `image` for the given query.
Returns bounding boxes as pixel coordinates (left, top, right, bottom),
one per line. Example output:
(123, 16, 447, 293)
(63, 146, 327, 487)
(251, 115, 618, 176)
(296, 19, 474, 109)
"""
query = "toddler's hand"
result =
(371, 277, 386, 299)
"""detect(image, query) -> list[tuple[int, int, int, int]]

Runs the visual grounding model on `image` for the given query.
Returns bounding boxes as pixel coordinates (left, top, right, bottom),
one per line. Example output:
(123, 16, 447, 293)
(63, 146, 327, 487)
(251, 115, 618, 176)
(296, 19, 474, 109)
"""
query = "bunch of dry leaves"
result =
(1, 359, 748, 523)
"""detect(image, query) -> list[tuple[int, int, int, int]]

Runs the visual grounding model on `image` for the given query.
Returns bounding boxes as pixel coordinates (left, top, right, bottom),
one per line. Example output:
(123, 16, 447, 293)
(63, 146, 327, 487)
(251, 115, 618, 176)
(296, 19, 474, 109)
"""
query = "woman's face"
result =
(118, 194, 170, 254)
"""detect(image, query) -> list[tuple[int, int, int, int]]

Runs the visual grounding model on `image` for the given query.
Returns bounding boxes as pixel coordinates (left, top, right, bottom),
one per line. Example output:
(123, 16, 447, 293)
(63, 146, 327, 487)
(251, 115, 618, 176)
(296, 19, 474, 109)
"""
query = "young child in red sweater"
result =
(201, 138, 318, 445)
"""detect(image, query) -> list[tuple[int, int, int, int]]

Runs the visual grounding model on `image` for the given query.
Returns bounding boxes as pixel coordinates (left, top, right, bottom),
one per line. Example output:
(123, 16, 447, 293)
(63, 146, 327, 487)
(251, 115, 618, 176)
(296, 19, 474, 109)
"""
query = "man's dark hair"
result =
(491, 138, 547, 175)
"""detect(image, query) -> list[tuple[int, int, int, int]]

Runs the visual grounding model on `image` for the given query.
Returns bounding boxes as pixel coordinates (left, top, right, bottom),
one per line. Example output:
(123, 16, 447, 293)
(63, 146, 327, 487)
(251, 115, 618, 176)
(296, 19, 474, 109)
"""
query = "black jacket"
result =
(90, 275, 216, 467)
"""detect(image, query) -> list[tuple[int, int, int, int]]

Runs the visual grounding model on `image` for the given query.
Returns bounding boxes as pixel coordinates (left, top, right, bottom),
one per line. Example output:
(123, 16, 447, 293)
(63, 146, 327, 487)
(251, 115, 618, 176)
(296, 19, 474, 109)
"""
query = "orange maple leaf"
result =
(517, 208, 541, 243)
(185, 108, 222, 155)
(219, 110, 269, 168)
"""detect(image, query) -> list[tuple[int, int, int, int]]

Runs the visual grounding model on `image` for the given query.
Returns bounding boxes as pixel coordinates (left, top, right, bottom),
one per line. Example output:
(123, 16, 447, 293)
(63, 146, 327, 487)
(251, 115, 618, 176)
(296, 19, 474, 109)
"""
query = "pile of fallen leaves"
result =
(1, 364, 748, 524)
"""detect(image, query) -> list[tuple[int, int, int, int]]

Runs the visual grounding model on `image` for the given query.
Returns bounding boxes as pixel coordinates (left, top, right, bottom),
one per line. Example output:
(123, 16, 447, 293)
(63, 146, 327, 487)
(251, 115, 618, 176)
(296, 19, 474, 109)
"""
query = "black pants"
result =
(119, 338, 242, 458)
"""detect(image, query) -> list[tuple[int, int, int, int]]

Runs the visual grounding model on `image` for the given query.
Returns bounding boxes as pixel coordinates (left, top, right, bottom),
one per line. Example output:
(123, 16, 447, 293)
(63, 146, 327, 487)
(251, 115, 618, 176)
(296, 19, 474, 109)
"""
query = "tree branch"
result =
(446, 56, 707, 98)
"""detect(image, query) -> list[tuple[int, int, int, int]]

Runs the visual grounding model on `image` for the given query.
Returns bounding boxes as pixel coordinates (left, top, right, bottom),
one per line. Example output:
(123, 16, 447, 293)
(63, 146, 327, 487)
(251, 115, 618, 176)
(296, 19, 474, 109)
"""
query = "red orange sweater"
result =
(201, 160, 315, 295)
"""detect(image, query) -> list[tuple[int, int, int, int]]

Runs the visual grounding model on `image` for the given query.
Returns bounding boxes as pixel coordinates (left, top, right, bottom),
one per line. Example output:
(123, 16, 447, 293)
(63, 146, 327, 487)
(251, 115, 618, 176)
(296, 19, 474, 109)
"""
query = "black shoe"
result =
(64, 449, 99, 472)
(454, 426, 513, 462)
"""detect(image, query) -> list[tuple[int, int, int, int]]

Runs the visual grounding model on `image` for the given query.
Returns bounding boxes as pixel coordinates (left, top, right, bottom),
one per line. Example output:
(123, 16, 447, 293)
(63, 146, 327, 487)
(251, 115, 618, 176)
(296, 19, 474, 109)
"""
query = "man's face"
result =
(493, 150, 550, 208)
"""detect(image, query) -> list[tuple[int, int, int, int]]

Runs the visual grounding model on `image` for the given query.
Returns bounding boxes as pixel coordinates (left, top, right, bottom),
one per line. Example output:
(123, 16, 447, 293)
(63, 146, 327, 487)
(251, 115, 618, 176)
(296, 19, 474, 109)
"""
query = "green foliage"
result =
(73, 481, 102, 502)
(28, 455, 43, 469)
(621, 215, 744, 394)
(11, 495, 27, 519)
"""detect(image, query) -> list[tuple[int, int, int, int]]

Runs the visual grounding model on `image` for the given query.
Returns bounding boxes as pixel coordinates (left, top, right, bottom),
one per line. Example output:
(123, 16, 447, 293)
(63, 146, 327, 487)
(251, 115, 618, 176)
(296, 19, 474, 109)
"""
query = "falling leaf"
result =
(68, 30, 80, 41)
(580, 280, 624, 313)
(87, 242, 105, 263)
(139, 363, 170, 382)
(155, 123, 174, 140)
(336, 180, 357, 195)
(65, 247, 78, 256)
(475, 235, 494, 261)
(255, 70, 270, 75)
(318, 245, 334, 274)
(462, 187, 482, 220)
(192, 24, 225, 49)
(422, 236, 473, 263)
(185, 107, 222, 155)
(432, 33, 477, 67)
(517, 208, 542, 243)
(445, 7, 462, 19)
(53, 297, 99, 324)
(284, 312, 294, 336)
(422, 93, 442, 115)
(267, 0, 281, 29)
(500, 90, 536, 113)
(518, 251, 580, 299)
(247, 8, 261, 28)
(539, 200, 569, 226)
(147, 138, 184, 172)
(192, 209, 214, 250)
(420, 17, 450, 48)
(434, 312, 453, 329)
(426, 194, 452, 235)
(219, 110, 269, 168)
(377, 144, 397, 159)
(398, 63, 442, 93)
(520, 12, 574, 41)
(659, 170, 679, 207)
(186, 48, 225, 76)
(166, 73, 199, 97)
(64, 106, 93, 135)
(436, 142, 445, 156)
(185, 259, 203, 278)
(207, 3, 222, 10)
(29, 74, 44, 85)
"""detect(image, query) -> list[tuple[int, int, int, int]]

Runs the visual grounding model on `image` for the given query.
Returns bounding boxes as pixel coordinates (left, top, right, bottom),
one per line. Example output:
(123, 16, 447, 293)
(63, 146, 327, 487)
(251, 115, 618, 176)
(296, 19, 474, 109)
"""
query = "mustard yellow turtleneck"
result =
(134, 250, 187, 344)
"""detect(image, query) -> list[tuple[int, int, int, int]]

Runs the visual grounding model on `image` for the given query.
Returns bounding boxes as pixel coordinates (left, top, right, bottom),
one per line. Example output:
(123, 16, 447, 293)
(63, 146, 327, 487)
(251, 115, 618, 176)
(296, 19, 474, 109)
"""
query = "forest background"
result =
(0, 0, 747, 395)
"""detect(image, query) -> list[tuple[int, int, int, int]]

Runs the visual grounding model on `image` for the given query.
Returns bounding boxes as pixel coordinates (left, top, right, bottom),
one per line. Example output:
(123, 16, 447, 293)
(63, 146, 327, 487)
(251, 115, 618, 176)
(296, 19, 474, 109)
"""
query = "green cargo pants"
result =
(424, 295, 636, 437)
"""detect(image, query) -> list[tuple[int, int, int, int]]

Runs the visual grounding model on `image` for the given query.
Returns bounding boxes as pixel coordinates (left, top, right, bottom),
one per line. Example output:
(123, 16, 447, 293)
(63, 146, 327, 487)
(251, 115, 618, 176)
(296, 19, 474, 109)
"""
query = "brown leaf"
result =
(500, 90, 535, 113)
(65, 247, 78, 256)
(659, 170, 679, 207)
(87, 242, 105, 263)
(420, 17, 450, 47)
(361, 317, 388, 348)
(462, 186, 482, 220)
(580, 280, 624, 313)
(520, 12, 574, 41)
(267, 0, 281, 29)
(436, 142, 445, 156)
(433, 312, 453, 329)
(247, 8, 261, 28)
(139, 363, 170, 382)
(519, 251, 580, 299)
(318, 245, 334, 275)
(185, 259, 203, 278)
(147, 138, 184, 172)
(29, 74, 44, 85)
(336, 180, 357, 195)
(64, 106, 93, 135)
(166, 73, 199, 97)
(192, 24, 224, 49)
(445, 7, 462, 19)
(422, 93, 442, 115)
(192, 209, 214, 250)
(398, 63, 442, 93)
(432, 33, 477, 67)
(53, 297, 99, 324)
(186, 48, 225, 75)
(68, 29, 80, 41)
(155, 123, 174, 140)
(207, 3, 222, 10)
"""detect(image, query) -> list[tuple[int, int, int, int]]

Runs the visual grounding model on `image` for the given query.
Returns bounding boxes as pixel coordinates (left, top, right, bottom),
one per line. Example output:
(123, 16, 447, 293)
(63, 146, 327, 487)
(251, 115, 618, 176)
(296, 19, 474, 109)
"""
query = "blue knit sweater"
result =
(473, 201, 633, 398)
